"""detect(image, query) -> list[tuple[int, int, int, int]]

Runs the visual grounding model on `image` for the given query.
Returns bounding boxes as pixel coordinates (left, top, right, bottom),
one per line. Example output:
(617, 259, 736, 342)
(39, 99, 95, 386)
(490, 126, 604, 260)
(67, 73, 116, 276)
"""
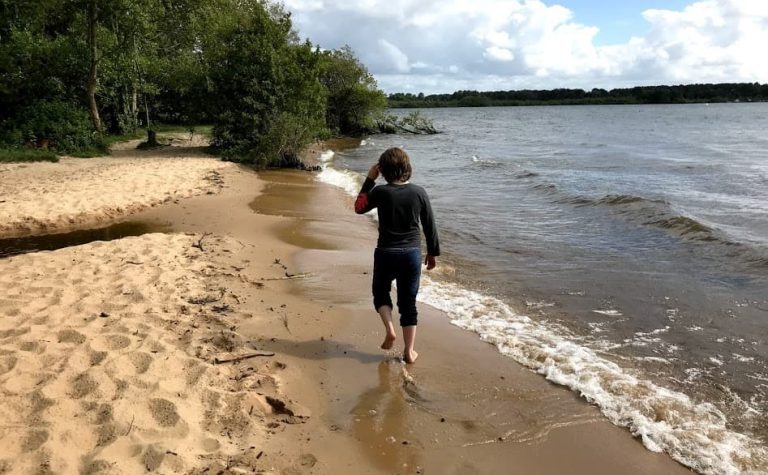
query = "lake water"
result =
(318, 104, 768, 474)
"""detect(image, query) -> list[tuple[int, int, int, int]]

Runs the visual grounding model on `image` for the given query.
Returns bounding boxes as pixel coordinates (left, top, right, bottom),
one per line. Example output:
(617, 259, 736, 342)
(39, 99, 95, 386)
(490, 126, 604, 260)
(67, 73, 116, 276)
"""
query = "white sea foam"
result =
(472, 155, 499, 165)
(417, 276, 768, 474)
(593, 309, 623, 316)
(318, 150, 335, 163)
(316, 159, 768, 475)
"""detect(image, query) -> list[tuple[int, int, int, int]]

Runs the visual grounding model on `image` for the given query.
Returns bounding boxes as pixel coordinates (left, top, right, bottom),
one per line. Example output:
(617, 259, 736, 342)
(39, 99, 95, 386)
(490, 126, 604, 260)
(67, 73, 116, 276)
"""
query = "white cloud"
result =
(484, 46, 515, 62)
(283, 0, 768, 93)
(376, 39, 411, 73)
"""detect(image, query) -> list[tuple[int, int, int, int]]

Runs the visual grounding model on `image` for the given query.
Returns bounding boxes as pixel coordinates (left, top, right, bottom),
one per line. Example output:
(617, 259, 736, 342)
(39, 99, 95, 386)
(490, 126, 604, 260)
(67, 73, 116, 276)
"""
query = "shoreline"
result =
(0, 144, 694, 473)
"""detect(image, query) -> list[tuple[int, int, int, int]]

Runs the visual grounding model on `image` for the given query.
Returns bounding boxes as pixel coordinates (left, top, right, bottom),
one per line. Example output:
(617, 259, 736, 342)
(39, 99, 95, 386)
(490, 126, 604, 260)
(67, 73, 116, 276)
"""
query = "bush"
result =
(1, 100, 105, 155)
(208, 5, 327, 166)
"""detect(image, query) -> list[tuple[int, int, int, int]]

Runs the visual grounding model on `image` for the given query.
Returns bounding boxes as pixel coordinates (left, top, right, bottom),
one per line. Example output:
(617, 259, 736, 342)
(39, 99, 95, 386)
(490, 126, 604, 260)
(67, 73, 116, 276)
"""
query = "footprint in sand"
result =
(18, 340, 44, 353)
(141, 444, 166, 471)
(0, 355, 17, 375)
(89, 351, 107, 366)
(58, 329, 86, 345)
(183, 359, 207, 386)
(82, 459, 114, 475)
(148, 398, 180, 427)
(0, 327, 30, 340)
(128, 352, 153, 374)
(21, 430, 49, 452)
(91, 334, 132, 351)
(70, 372, 99, 399)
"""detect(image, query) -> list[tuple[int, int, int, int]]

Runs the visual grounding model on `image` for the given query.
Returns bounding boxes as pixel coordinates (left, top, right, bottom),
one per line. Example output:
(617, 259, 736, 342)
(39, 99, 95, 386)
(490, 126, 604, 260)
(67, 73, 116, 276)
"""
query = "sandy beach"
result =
(0, 140, 696, 474)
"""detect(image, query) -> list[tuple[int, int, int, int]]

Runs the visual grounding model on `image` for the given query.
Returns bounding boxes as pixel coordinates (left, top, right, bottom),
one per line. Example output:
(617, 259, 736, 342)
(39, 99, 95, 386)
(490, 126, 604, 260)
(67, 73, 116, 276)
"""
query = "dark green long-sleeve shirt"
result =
(355, 177, 440, 256)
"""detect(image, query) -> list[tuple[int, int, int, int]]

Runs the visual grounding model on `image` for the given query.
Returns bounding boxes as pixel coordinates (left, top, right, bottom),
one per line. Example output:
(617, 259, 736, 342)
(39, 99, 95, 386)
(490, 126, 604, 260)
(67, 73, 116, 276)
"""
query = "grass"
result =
(0, 148, 58, 163)
(0, 124, 213, 162)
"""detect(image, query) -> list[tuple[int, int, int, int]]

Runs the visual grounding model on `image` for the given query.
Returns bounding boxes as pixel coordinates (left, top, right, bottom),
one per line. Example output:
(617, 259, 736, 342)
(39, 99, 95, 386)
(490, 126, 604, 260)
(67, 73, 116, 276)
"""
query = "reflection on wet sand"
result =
(351, 360, 423, 474)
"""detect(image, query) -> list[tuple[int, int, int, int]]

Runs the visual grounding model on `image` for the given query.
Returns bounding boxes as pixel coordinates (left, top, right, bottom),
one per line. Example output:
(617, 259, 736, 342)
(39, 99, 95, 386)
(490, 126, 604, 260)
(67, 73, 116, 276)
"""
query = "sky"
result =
(282, 0, 768, 94)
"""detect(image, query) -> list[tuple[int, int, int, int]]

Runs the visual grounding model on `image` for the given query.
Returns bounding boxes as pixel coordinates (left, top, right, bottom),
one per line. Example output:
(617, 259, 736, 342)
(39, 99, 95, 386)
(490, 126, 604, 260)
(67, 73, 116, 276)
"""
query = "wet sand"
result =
(242, 170, 693, 474)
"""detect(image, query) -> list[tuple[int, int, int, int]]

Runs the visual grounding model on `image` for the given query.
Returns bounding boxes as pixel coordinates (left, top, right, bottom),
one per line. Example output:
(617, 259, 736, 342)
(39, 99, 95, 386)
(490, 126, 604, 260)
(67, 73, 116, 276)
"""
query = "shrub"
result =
(2, 100, 105, 154)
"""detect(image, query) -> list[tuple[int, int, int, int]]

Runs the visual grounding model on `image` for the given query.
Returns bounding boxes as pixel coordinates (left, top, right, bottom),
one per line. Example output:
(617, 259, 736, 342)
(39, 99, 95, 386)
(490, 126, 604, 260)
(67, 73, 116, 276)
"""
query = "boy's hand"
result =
(425, 255, 436, 270)
(367, 163, 380, 180)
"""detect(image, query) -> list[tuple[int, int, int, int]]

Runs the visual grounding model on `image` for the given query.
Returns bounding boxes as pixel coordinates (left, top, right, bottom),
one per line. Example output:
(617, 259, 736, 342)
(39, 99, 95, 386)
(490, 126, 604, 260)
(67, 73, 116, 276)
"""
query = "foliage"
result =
(2, 100, 105, 154)
(388, 83, 768, 108)
(318, 46, 387, 135)
(0, 0, 385, 165)
(204, 1, 328, 165)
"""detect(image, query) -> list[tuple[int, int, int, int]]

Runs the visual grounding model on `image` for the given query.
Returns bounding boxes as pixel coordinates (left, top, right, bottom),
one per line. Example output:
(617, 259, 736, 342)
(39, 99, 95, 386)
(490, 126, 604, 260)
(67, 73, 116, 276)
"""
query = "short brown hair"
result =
(378, 147, 412, 183)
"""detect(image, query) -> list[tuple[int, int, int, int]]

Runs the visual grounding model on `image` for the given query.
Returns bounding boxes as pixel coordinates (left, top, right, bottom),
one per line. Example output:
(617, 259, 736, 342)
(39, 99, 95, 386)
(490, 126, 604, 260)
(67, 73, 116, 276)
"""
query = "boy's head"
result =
(378, 147, 412, 183)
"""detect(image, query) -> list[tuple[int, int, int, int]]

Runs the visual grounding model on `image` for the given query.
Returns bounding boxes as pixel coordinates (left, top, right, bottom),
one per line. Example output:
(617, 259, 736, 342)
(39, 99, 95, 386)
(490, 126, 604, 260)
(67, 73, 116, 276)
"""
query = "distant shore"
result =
(388, 81, 768, 108)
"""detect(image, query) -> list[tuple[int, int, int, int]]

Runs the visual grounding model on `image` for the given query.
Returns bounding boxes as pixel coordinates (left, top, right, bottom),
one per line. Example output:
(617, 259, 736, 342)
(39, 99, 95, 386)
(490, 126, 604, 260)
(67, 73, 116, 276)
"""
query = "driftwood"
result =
(213, 351, 275, 365)
(192, 232, 212, 251)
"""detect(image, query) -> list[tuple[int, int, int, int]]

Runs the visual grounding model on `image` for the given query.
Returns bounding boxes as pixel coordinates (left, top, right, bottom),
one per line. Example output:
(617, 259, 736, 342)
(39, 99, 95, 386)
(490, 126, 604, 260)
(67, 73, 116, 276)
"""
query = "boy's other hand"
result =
(425, 255, 436, 270)
(367, 163, 380, 180)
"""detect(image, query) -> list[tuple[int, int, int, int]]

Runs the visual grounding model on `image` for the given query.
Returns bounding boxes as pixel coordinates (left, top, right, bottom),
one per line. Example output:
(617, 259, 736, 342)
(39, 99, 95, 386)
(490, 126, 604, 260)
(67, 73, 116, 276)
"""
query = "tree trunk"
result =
(87, 0, 102, 132)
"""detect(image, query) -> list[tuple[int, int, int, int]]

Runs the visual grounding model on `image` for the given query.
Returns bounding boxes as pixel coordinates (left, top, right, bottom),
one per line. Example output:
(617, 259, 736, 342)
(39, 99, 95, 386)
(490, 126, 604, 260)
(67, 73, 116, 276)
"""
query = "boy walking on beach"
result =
(354, 148, 440, 364)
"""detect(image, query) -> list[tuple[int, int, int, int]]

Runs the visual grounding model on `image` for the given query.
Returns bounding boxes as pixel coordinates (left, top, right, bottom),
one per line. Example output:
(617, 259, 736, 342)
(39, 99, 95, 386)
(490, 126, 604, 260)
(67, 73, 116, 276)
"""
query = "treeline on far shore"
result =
(388, 83, 768, 108)
(1, 0, 387, 165)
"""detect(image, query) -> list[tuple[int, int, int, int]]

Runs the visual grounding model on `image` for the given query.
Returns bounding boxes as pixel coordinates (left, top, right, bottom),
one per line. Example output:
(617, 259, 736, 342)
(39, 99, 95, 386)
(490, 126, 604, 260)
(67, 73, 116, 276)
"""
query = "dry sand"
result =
(0, 232, 313, 473)
(0, 137, 232, 238)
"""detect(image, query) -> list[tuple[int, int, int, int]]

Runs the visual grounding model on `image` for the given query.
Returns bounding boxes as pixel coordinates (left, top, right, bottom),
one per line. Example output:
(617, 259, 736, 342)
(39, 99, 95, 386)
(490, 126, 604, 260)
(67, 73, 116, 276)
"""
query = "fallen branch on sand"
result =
(213, 351, 275, 365)
(192, 232, 213, 251)
(260, 272, 313, 281)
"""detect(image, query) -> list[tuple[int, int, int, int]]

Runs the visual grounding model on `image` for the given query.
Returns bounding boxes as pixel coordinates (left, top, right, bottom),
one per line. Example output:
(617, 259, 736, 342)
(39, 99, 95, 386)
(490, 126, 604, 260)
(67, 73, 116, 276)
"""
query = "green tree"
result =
(204, 0, 326, 165)
(318, 45, 386, 134)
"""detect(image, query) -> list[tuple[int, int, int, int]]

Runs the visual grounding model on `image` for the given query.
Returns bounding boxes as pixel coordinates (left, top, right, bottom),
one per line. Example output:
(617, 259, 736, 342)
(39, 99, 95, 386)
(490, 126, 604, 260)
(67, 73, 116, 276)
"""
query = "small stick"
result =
(213, 352, 275, 365)
(260, 273, 312, 281)
(125, 415, 135, 436)
(192, 232, 212, 252)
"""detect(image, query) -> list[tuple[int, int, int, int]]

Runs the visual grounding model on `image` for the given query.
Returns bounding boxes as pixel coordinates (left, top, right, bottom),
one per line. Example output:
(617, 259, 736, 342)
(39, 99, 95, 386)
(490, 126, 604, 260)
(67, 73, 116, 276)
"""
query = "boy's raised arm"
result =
(354, 164, 380, 214)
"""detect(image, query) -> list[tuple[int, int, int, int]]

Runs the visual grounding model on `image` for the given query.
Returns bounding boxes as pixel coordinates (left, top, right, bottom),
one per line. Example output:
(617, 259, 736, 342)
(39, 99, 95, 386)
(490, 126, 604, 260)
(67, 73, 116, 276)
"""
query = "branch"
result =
(213, 352, 275, 365)
(192, 232, 212, 251)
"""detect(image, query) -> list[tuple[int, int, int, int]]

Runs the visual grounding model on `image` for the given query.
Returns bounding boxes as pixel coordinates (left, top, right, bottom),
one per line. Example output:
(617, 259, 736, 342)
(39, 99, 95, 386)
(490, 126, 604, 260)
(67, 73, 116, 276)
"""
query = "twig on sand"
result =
(281, 314, 291, 334)
(213, 351, 275, 365)
(260, 272, 313, 281)
(192, 232, 212, 252)
(273, 258, 288, 271)
(125, 415, 135, 436)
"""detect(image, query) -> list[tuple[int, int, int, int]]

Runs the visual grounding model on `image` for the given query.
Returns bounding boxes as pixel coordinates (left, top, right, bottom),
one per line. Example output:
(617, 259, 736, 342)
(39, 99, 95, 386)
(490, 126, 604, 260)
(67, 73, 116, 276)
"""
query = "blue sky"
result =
(284, 0, 768, 93)
(559, 1, 692, 44)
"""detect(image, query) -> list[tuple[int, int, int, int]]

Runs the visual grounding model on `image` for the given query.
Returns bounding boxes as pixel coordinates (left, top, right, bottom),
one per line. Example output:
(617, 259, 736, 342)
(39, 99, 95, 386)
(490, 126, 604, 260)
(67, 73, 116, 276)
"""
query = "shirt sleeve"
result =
(354, 177, 377, 214)
(420, 190, 440, 256)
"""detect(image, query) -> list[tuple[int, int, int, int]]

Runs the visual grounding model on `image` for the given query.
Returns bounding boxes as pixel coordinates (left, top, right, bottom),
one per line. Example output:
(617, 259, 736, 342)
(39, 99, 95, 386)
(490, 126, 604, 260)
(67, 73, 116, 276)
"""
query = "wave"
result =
(315, 155, 768, 474)
(557, 193, 724, 244)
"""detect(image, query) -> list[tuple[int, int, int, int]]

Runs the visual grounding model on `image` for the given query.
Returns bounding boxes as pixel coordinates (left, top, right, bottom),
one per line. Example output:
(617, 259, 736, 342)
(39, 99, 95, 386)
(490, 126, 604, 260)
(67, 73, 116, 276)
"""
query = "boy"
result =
(354, 147, 440, 364)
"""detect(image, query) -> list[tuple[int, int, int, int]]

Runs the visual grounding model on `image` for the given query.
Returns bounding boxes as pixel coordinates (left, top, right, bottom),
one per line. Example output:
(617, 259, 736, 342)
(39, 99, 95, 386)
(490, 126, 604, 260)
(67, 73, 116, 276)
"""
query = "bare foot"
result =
(381, 333, 397, 350)
(404, 350, 419, 364)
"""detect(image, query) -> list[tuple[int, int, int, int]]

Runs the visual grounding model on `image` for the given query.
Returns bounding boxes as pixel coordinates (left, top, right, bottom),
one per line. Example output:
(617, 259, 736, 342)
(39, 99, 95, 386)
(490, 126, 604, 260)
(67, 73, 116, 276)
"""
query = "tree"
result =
(318, 45, 386, 135)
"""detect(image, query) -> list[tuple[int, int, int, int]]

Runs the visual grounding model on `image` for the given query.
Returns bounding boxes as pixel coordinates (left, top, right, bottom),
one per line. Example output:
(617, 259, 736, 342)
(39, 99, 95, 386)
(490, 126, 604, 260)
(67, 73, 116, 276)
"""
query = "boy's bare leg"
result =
(402, 325, 418, 363)
(377, 305, 397, 349)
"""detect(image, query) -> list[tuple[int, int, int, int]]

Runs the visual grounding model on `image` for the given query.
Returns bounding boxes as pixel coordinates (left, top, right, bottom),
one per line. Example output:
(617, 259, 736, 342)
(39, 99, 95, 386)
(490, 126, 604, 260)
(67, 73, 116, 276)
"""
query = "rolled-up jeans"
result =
(372, 247, 422, 326)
